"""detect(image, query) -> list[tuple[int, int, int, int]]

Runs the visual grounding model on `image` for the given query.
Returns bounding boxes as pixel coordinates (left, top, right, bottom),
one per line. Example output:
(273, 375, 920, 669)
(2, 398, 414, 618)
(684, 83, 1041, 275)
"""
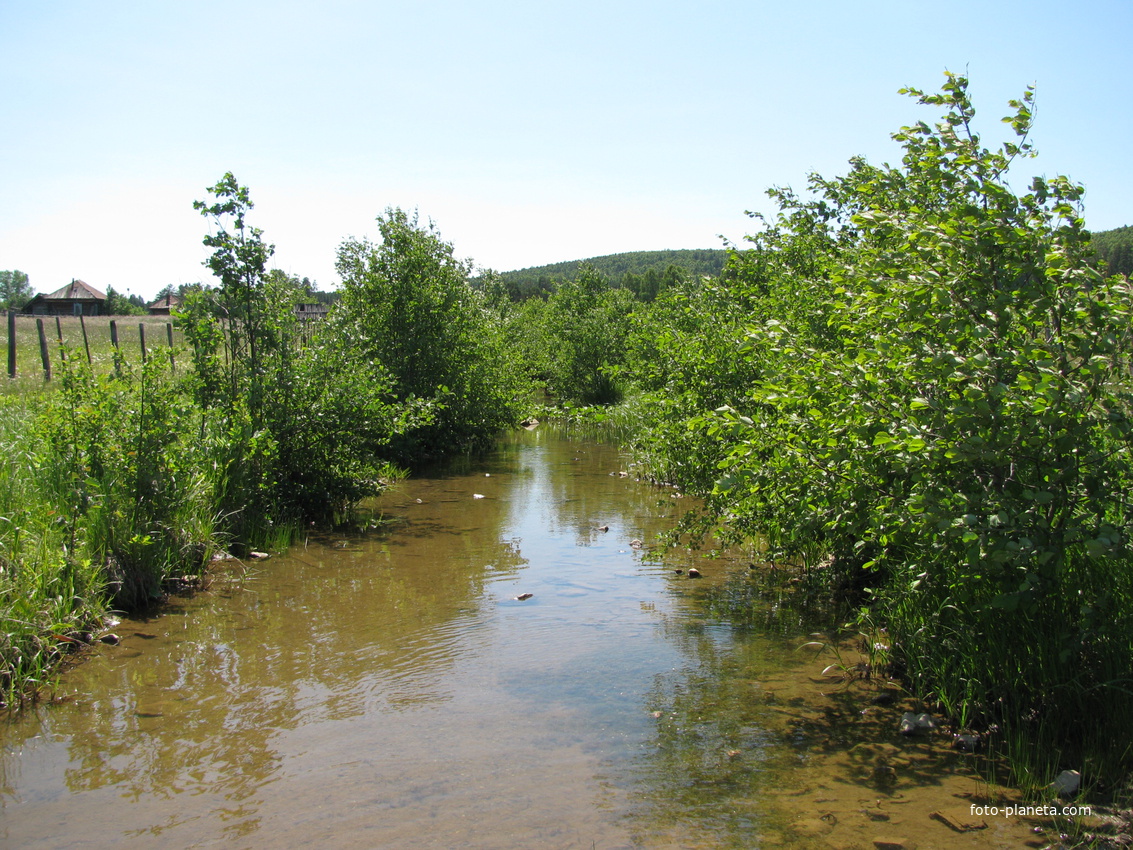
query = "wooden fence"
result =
(4, 312, 184, 382)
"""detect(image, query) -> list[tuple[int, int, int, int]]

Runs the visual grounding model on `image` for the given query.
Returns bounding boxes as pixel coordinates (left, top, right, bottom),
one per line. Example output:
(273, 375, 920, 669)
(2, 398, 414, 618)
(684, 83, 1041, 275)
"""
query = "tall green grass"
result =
(877, 551, 1133, 802)
(0, 351, 223, 706)
(0, 395, 107, 705)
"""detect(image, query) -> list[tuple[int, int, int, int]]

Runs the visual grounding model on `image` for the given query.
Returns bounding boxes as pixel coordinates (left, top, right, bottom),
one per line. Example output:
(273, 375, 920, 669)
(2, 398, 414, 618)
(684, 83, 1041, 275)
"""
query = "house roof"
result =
(41, 279, 106, 301)
(147, 294, 181, 309)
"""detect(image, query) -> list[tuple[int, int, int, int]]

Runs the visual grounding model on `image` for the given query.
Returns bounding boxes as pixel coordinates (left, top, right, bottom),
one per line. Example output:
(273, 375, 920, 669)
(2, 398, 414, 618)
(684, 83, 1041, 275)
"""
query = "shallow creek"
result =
(2, 429, 1045, 848)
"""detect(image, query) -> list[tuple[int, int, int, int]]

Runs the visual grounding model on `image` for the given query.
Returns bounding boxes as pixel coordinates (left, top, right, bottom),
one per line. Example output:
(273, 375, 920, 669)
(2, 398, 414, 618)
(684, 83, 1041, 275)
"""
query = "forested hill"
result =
(495, 248, 726, 300)
(1092, 225, 1133, 277)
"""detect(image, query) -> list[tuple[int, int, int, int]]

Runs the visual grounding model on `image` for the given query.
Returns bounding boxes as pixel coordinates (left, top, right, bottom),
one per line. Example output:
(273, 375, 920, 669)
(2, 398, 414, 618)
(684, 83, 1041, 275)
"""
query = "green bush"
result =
(34, 355, 219, 608)
(672, 74, 1133, 788)
(540, 265, 635, 405)
(334, 208, 524, 459)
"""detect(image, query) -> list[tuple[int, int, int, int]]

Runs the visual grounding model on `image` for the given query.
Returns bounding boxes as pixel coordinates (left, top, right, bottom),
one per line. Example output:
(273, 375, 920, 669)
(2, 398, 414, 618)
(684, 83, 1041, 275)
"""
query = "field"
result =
(1, 313, 185, 392)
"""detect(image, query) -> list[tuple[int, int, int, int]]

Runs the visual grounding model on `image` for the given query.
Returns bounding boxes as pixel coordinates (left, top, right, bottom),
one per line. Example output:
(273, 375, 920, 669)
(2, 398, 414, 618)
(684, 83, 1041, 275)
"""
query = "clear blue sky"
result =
(2, 0, 1129, 300)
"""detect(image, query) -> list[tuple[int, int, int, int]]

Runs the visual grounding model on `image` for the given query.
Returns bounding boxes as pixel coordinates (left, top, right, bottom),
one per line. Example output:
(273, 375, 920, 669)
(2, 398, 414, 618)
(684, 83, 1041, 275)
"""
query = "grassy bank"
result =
(0, 393, 110, 704)
(0, 353, 225, 708)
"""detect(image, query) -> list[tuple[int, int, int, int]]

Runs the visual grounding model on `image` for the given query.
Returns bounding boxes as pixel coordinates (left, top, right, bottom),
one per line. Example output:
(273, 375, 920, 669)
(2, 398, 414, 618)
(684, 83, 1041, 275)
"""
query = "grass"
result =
(0, 394, 110, 707)
(0, 339, 220, 708)
(536, 391, 649, 445)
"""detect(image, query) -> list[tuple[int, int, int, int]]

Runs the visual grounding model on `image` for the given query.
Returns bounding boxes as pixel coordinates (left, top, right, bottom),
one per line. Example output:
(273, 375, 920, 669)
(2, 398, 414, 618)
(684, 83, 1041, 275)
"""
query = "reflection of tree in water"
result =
(696, 565, 853, 641)
(505, 429, 681, 549)
(616, 567, 850, 848)
(42, 629, 286, 842)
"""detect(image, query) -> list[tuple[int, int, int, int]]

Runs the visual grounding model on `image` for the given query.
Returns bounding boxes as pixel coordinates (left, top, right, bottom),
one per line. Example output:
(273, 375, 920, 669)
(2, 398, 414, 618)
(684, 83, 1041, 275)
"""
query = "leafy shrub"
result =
(334, 208, 524, 459)
(35, 355, 218, 608)
(661, 74, 1133, 785)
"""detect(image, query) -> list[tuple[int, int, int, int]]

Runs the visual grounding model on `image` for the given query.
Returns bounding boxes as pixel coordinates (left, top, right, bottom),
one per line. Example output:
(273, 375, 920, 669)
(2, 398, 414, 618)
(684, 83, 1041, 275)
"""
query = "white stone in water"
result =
(1050, 769, 1081, 796)
(898, 712, 936, 735)
(473, 494, 485, 499)
(953, 733, 979, 752)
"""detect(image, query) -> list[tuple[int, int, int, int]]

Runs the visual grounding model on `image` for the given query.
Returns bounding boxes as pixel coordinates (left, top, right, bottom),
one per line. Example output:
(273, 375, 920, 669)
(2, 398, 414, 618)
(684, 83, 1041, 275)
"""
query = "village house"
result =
(295, 302, 329, 321)
(23, 279, 107, 316)
(147, 293, 182, 315)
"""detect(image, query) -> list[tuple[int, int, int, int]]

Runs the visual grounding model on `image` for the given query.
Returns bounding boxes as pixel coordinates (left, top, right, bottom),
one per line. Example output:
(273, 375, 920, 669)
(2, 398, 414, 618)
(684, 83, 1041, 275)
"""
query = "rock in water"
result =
(1051, 769, 1081, 796)
(898, 712, 936, 735)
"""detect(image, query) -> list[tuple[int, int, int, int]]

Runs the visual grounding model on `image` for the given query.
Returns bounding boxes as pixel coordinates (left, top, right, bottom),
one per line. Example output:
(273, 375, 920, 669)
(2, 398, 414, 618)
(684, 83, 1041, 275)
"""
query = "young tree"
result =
(193, 173, 275, 417)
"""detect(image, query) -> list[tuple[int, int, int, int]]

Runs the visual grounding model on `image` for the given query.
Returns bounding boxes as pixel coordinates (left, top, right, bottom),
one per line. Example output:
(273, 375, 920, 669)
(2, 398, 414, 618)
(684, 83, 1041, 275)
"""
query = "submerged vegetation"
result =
(2, 71, 1131, 804)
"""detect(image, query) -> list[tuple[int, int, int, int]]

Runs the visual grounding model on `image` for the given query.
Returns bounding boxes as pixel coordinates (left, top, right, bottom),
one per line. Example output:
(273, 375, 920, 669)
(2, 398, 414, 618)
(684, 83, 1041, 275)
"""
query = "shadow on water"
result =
(0, 428, 1047, 848)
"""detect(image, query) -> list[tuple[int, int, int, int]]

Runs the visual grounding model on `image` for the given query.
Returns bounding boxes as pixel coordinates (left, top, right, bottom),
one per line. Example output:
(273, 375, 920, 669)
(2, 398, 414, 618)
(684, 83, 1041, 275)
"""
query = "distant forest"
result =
(493, 248, 727, 301)
(487, 225, 1132, 303)
(1093, 225, 1133, 277)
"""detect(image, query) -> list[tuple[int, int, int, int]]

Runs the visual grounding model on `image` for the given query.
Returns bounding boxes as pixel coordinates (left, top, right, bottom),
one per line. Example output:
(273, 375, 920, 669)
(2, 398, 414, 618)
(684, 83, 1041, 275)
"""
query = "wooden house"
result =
(24, 279, 107, 316)
(147, 294, 182, 315)
(295, 303, 329, 321)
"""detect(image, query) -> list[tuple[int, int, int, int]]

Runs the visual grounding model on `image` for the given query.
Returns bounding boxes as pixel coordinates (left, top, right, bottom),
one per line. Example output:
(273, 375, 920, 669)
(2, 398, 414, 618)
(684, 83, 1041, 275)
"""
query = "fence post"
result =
(139, 322, 147, 363)
(36, 318, 51, 381)
(166, 322, 175, 370)
(7, 310, 15, 378)
(110, 320, 120, 376)
(53, 315, 67, 364)
(79, 314, 92, 364)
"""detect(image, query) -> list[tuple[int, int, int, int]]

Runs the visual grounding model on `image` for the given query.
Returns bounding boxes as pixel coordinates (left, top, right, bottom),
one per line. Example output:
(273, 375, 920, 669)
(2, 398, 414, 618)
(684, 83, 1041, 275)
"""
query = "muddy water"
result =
(1, 430, 1041, 849)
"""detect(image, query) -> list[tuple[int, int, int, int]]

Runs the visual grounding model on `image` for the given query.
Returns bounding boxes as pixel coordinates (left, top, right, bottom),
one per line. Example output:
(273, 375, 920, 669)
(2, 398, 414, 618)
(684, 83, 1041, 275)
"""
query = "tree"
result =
(334, 208, 523, 457)
(193, 172, 275, 418)
(104, 285, 146, 315)
(1092, 224, 1133, 277)
(541, 265, 634, 404)
(0, 270, 33, 310)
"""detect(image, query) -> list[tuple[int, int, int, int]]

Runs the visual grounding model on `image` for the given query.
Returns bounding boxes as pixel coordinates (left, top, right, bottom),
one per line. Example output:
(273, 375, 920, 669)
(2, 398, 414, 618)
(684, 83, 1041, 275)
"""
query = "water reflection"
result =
(0, 429, 1027, 849)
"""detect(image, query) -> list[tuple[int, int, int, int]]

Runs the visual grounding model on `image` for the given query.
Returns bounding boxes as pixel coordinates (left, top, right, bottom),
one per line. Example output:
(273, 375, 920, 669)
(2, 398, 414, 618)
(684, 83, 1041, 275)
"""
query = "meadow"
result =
(1, 313, 184, 390)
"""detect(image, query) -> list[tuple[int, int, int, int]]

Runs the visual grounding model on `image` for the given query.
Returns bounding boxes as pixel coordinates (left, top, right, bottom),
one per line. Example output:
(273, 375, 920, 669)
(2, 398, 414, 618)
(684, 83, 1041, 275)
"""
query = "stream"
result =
(0, 429, 1040, 848)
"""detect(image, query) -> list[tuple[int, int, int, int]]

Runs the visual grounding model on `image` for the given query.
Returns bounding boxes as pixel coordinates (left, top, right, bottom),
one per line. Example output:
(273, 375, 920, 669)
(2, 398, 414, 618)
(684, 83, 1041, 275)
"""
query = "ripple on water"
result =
(0, 431, 1041, 849)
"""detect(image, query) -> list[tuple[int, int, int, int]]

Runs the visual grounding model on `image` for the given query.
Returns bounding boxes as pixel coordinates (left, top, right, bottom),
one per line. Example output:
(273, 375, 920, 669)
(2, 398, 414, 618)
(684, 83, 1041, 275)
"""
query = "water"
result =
(0, 430, 1038, 848)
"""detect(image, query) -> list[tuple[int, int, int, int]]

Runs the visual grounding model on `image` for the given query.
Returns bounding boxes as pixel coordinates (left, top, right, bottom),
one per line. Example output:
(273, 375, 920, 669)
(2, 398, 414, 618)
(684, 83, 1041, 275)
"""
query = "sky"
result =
(1, 0, 1129, 301)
